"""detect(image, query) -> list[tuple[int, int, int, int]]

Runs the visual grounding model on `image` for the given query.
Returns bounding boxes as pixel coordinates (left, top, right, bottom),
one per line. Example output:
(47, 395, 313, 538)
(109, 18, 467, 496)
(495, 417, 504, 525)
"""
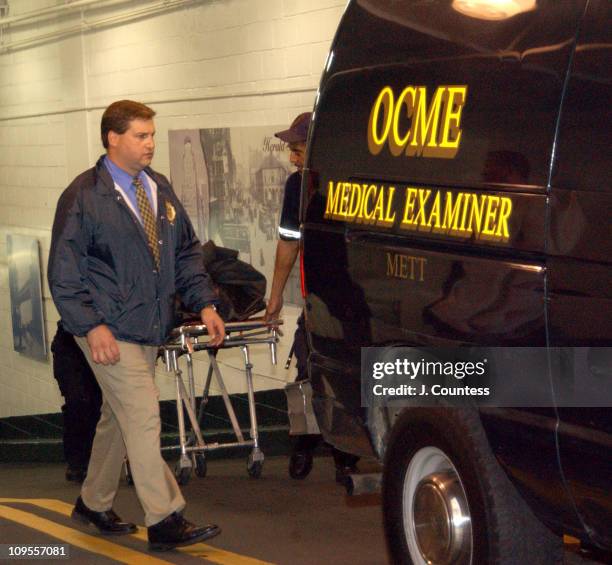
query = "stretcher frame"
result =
(159, 317, 282, 482)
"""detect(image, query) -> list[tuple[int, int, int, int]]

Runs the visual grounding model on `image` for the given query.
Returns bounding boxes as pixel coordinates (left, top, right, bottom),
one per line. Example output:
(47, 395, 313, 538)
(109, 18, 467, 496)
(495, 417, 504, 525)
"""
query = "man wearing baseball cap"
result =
(265, 112, 359, 483)
(264, 112, 311, 324)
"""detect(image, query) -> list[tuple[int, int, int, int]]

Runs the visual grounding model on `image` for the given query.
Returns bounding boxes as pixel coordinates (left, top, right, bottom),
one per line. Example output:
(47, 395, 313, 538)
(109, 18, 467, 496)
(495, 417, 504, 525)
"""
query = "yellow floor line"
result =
(0, 504, 172, 565)
(130, 529, 276, 565)
(0, 498, 275, 565)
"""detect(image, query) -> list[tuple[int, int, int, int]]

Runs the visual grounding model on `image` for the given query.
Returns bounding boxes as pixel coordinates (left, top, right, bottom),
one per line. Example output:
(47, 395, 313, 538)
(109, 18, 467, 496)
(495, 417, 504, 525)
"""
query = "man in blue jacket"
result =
(48, 100, 225, 551)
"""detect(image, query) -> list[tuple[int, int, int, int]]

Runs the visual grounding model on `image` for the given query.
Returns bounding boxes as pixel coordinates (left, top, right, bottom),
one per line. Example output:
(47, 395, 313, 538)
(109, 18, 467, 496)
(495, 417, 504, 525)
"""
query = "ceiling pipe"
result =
(0, 0, 127, 27)
(0, 0, 199, 53)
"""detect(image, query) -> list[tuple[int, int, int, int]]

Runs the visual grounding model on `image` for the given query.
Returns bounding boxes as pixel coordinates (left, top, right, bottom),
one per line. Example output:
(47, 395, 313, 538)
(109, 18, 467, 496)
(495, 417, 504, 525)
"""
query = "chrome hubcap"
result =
(403, 447, 472, 564)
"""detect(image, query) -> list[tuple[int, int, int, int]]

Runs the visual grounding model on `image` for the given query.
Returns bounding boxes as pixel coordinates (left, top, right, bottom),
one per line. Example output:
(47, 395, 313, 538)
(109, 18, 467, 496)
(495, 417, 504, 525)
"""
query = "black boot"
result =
(288, 433, 320, 480)
(71, 496, 137, 535)
(148, 512, 220, 551)
(333, 449, 359, 485)
(288, 450, 314, 479)
(65, 467, 87, 483)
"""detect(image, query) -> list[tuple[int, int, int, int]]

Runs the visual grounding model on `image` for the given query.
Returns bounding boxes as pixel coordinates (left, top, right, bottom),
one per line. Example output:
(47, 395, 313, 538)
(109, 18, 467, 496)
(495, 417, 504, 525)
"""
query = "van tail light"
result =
(299, 239, 307, 298)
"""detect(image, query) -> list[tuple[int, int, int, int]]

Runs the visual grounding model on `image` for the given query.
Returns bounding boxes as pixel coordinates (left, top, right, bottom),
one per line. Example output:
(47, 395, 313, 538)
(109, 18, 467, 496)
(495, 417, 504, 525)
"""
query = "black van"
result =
(300, 1, 611, 564)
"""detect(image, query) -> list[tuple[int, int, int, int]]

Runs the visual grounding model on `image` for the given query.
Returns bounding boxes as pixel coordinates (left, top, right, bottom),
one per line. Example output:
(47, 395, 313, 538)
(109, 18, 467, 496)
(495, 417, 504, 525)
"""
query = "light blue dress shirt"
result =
(104, 156, 156, 225)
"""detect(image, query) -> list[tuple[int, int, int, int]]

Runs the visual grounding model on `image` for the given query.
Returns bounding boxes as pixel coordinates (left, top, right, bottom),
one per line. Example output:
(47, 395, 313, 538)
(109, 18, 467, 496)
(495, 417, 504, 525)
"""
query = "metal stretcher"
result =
(159, 317, 282, 484)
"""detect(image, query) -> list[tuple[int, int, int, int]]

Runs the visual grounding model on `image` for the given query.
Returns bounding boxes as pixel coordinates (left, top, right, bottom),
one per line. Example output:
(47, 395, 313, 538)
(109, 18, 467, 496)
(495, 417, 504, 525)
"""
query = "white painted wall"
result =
(0, 0, 346, 418)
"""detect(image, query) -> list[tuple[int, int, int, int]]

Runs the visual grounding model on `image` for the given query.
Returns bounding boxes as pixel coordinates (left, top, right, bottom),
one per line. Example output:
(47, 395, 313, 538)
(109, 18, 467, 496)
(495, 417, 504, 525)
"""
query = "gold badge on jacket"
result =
(165, 201, 176, 225)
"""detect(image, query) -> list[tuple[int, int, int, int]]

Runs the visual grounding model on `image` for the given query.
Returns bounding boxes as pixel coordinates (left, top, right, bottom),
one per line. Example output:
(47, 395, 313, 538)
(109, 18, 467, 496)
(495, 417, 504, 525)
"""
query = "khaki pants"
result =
(75, 337, 185, 527)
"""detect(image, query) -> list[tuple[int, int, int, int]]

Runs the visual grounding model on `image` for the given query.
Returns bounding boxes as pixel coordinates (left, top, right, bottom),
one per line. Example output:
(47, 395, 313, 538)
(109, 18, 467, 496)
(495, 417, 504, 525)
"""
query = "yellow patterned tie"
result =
(133, 176, 160, 269)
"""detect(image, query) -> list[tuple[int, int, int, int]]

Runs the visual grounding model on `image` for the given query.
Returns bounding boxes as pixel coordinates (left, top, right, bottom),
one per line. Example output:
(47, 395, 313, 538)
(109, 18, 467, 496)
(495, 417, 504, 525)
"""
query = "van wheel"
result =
(383, 408, 562, 565)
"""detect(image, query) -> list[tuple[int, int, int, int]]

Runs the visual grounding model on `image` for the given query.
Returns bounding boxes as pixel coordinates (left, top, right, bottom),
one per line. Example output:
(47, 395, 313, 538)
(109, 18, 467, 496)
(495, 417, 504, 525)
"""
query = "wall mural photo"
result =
(168, 126, 302, 307)
(7, 234, 47, 361)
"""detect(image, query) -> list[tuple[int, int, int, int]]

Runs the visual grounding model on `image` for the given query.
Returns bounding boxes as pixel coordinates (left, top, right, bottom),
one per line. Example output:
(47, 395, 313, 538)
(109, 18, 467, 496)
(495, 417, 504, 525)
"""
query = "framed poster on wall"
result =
(168, 126, 302, 306)
(7, 234, 47, 361)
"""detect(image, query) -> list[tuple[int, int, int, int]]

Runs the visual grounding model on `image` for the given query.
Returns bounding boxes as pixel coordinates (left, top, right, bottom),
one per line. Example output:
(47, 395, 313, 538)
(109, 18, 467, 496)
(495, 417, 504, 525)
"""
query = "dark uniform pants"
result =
(51, 324, 102, 472)
(292, 313, 359, 469)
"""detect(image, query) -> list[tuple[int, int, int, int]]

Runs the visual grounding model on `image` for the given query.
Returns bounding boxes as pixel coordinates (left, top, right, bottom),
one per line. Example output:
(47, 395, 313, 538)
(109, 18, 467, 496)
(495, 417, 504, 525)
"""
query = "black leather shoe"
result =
(335, 464, 358, 485)
(65, 467, 87, 483)
(148, 512, 220, 551)
(71, 496, 137, 535)
(288, 451, 314, 480)
(333, 449, 359, 484)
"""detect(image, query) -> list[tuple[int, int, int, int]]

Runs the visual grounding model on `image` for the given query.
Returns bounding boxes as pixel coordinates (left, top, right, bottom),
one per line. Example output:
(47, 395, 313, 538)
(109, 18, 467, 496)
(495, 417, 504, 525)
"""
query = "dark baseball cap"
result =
(274, 112, 312, 144)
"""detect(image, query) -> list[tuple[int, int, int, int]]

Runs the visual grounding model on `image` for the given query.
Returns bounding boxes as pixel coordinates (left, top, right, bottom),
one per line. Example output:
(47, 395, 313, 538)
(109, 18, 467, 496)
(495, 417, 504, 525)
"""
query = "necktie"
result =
(133, 176, 160, 269)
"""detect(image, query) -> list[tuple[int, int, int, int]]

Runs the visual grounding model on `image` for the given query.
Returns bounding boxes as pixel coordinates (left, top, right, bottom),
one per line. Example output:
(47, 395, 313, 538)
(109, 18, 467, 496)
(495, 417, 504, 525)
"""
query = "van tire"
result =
(382, 407, 562, 565)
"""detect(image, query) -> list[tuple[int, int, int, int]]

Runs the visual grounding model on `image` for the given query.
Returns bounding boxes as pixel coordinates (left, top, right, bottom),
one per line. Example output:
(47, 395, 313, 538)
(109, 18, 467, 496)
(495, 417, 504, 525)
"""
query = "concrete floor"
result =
(0, 456, 386, 565)
(0, 456, 607, 565)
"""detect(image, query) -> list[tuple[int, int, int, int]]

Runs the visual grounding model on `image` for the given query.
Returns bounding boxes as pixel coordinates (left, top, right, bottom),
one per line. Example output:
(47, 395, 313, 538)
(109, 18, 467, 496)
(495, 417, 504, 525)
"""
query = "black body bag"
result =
(178, 241, 267, 323)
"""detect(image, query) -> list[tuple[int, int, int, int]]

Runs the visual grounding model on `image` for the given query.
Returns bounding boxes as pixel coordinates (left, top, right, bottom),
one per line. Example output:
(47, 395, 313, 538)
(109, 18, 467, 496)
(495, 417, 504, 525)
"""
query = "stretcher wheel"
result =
(175, 463, 191, 485)
(247, 453, 263, 478)
(194, 454, 207, 478)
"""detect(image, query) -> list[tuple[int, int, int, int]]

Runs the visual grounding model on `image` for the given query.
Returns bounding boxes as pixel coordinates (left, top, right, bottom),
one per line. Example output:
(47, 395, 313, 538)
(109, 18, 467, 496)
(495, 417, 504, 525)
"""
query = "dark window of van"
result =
(552, 0, 611, 193)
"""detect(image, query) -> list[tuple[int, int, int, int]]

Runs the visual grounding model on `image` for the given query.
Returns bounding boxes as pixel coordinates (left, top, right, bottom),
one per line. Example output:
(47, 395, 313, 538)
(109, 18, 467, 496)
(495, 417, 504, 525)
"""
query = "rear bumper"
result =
(309, 353, 375, 458)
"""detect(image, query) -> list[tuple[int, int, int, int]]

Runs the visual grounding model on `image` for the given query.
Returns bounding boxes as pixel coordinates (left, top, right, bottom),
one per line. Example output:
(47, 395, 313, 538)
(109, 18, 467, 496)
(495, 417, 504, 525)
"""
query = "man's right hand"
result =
(87, 325, 120, 365)
(264, 295, 283, 324)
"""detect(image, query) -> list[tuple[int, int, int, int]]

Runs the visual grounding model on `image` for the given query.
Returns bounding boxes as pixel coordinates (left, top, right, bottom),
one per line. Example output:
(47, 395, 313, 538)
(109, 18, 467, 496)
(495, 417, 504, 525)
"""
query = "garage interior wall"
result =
(0, 0, 346, 418)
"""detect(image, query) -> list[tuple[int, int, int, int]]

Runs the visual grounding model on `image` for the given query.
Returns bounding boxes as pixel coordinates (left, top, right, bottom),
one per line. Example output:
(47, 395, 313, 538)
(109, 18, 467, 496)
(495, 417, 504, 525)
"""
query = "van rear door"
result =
(548, 2, 612, 548)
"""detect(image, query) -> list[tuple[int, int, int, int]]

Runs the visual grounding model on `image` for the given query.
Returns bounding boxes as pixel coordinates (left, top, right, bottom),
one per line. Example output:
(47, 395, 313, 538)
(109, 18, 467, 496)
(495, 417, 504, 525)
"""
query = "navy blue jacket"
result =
(48, 156, 216, 345)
